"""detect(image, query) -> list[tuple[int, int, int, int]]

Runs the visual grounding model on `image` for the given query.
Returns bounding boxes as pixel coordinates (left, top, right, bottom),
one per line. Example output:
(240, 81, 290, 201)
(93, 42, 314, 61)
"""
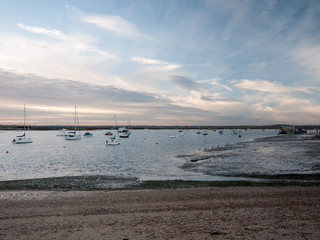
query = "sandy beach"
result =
(1, 186, 319, 239)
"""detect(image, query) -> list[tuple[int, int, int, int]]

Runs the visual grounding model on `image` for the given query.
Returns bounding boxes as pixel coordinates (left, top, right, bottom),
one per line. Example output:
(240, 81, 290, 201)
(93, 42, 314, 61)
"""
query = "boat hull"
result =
(106, 139, 120, 145)
(12, 138, 33, 144)
(64, 135, 81, 140)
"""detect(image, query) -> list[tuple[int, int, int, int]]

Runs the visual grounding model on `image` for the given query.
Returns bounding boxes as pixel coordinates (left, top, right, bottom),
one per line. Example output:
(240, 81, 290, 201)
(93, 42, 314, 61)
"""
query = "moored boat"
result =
(106, 131, 120, 145)
(83, 131, 93, 137)
(64, 106, 81, 140)
(12, 105, 33, 144)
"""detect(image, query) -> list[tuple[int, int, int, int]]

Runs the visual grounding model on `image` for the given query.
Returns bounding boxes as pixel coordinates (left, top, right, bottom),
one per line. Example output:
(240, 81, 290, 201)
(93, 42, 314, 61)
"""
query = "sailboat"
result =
(106, 115, 120, 145)
(12, 105, 33, 144)
(64, 106, 81, 140)
(106, 131, 120, 145)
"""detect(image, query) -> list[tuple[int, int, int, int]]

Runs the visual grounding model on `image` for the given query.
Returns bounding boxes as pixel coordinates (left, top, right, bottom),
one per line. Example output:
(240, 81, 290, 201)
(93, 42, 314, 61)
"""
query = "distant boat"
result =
(168, 134, 176, 138)
(57, 128, 68, 137)
(105, 131, 113, 136)
(202, 130, 208, 135)
(64, 106, 81, 140)
(219, 130, 224, 135)
(106, 131, 120, 145)
(83, 131, 93, 137)
(118, 127, 129, 138)
(107, 116, 120, 145)
(12, 105, 33, 144)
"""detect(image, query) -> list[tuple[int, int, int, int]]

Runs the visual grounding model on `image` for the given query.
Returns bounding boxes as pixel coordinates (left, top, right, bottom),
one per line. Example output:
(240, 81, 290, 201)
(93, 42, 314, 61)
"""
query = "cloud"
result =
(0, 69, 160, 106)
(131, 56, 181, 71)
(0, 32, 116, 87)
(198, 78, 233, 92)
(200, 95, 241, 103)
(82, 15, 146, 39)
(290, 43, 320, 81)
(17, 23, 67, 40)
(16, 23, 115, 59)
(0, 68, 228, 125)
(234, 79, 319, 94)
(170, 75, 202, 91)
(131, 56, 168, 65)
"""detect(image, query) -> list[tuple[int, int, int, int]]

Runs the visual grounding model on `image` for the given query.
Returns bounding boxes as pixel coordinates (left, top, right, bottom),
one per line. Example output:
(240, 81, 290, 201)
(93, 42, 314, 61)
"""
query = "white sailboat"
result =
(12, 105, 33, 144)
(106, 131, 120, 145)
(64, 106, 81, 140)
(106, 115, 120, 145)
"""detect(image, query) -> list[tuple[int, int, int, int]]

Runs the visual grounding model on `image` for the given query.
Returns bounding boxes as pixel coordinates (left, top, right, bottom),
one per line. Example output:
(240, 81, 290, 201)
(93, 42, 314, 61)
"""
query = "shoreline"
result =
(1, 186, 319, 239)
(0, 178, 320, 191)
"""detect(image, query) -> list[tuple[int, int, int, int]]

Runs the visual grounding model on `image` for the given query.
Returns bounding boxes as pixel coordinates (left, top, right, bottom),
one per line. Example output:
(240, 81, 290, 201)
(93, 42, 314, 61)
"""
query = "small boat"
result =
(83, 131, 93, 137)
(105, 131, 113, 136)
(106, 132, 120, 145)
(12, 105, 33, 144)
(202, 130, 208, 135)
(118, 127, 130, 138)
(64, 106, 81, 140)
(12, 133, 33, 144)
(57, 128, 68, 137)
(219, 130, 224, 135)
(64, 131, 81, 140)
(168, 134, 176, 138)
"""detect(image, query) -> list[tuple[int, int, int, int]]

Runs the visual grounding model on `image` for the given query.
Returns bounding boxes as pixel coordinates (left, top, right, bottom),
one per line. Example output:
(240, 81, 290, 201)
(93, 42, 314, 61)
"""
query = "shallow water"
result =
(0, 129, 277, 184)
(179, 134, 320, 180)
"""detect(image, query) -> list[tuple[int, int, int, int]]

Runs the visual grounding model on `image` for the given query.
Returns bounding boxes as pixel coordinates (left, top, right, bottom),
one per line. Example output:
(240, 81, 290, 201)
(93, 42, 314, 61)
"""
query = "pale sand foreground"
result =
(1, 187, 320, 239)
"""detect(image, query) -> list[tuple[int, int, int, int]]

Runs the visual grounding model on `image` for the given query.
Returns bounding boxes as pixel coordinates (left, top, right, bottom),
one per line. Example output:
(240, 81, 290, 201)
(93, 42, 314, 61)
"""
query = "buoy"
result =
(155, 142, 158, 144)
(63, 146, 66, 148)
(6, 150, 9, 153)
(180, 146, 183, 148)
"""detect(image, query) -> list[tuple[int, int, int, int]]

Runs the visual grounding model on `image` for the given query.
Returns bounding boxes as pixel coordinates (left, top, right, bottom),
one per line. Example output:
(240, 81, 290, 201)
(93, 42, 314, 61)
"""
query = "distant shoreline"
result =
(1, 124, 319, 131)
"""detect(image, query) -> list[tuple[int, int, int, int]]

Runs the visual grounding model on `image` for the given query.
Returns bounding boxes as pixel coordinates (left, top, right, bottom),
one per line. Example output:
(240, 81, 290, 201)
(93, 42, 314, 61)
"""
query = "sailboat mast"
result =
(23, 104, 26, 133)
(114, 115, 118, 129)
(74, 105, 77, 132)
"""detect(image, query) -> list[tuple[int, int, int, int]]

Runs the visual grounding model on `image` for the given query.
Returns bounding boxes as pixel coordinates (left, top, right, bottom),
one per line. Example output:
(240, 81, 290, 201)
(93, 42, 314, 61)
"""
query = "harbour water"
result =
(0, 129, 319, 189)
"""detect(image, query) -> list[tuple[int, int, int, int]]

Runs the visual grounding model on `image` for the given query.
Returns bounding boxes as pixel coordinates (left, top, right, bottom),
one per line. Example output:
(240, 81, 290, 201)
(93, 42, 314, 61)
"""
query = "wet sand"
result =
(1, 186, 320, 239)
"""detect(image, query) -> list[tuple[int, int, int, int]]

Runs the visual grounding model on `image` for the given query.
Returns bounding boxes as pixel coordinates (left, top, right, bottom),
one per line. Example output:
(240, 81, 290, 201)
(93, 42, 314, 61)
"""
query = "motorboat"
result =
(118, 127, 130, 138)
(83, 131, 93, 137)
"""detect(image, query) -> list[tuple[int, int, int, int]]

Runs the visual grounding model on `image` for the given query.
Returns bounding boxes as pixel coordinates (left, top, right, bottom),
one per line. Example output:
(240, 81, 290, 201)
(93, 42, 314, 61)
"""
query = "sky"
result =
(0, 0, 319, 126)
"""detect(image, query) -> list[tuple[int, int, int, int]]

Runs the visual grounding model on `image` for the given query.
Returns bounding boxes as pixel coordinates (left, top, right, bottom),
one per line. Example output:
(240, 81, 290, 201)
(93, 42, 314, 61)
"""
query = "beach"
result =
(1, 186, 319, 239)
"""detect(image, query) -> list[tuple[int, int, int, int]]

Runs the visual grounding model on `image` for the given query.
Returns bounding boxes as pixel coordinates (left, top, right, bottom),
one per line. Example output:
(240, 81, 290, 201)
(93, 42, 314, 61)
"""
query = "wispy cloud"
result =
(234, 79, 319, 94)
(17, 23, 115, 59)
(170, 75, 202, 91)
(82, 15, 147, 39)
(198, 78, 233, 92)
(131, 56, 181, 71)
(290, 43, 320, 81)
(131, 56, 168, 65)
(17, 23, 66, 40)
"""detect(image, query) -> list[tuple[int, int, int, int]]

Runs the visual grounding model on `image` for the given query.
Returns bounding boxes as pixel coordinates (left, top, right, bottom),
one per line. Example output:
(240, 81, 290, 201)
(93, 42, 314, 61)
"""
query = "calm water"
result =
(0, 129, 278, 183)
